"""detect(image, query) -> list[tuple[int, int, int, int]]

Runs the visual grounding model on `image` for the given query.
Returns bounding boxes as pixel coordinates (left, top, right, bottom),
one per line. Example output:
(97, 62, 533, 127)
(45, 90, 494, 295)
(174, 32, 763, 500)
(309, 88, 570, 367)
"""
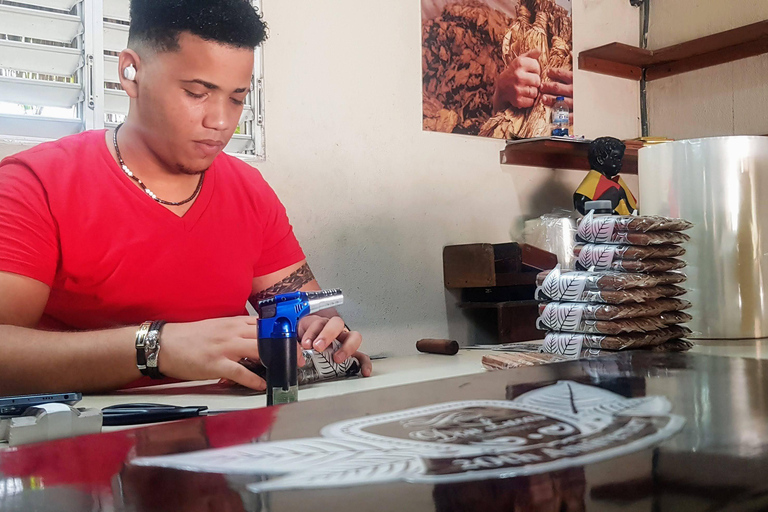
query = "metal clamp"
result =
(0, 405, 102, 447)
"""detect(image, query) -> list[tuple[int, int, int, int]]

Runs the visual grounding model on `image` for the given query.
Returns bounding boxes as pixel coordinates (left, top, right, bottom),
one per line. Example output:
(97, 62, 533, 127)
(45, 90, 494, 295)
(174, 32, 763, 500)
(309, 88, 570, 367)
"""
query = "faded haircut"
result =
(128, 0, 267, 51)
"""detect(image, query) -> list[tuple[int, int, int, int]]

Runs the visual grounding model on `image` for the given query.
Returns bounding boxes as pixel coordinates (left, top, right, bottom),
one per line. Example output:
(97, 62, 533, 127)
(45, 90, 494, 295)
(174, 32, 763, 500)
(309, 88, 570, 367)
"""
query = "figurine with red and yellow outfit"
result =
(574, 136, 637, 215)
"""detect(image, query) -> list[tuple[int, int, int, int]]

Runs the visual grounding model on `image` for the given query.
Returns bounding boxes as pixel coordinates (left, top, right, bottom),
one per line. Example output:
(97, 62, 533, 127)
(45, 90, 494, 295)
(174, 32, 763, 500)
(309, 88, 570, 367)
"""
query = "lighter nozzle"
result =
(307, 289, 344, 314)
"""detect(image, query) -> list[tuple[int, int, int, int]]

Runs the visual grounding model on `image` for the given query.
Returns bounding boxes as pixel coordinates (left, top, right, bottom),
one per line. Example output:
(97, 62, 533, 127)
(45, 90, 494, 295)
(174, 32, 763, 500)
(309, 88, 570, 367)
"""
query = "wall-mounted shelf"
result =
(579, 20, 768, 81)
(500, 138, 638, 174)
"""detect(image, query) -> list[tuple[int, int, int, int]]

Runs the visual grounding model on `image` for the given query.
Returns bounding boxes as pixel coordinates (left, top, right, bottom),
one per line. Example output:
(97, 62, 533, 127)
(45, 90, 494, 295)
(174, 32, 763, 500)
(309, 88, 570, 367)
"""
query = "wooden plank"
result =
(461, 285, 536, 303)
(620, 152, 638, 175)
(500, 139, 638, 174)
(497, 303, 542, 343)
(443, 244, 495, 288)
(494, 273, 538, 287)
(457, 300, 540, 310)
(577, 41, 649, 81)
(647, 37, 768, 81)
(537, 139, 590, 154)
(444, 243, 535, 288)
(502, 148, 592, 170)
(650, 20, 768, 64)
(456, 301, 543, 343)
(502, 139, 591, 170)
(579, 20, 768, 82)
(493, 243, 523, 275)
(578, 42, 654, 67)
(578, 54, 644, 81)
(520, 243, 559, 271)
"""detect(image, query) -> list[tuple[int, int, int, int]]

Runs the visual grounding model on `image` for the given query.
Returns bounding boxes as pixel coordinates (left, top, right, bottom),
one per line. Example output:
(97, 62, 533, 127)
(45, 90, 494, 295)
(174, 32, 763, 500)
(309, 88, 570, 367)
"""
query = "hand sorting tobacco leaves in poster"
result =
(422, 0, 573, 139)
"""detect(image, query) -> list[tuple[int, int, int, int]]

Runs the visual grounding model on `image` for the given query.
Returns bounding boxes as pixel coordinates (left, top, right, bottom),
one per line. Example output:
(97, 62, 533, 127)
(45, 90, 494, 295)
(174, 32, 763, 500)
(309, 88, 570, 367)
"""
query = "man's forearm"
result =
(250, 268, 344, 320)
(0, 325, 141, 395)
(250, 263, 317, 304)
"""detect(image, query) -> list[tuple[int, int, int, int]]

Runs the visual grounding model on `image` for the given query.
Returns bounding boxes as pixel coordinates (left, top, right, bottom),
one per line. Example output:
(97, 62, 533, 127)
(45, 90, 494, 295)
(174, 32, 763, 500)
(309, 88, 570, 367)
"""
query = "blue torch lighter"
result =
(256, 289, 344, 405)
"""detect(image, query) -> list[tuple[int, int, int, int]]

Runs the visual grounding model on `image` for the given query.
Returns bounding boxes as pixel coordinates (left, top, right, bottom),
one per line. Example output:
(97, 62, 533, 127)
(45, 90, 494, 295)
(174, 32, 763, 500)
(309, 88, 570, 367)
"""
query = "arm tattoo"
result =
(250, 263, 316, 303)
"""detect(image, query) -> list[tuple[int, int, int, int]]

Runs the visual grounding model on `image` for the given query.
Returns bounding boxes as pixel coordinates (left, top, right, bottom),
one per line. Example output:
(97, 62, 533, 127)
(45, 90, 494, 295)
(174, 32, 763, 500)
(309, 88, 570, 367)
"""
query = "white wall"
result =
(257, 0, 639, 356)
(0, 1, 640, 356)
(647, 0, 768, 139)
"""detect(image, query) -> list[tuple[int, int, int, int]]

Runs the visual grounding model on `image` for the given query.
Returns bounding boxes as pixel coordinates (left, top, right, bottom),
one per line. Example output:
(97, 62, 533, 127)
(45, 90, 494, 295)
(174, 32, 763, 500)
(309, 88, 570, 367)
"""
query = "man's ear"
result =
(118, 49, 142, 99)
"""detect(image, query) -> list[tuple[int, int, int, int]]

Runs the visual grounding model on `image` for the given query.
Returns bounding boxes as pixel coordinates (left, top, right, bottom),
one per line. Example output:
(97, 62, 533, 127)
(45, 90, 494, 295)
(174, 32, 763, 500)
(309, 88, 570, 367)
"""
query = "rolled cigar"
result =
(538, 298, 692, 321)
(417, 338, 460, 355)
(536, 269, 685, 290)
(574, 244, 686, 260)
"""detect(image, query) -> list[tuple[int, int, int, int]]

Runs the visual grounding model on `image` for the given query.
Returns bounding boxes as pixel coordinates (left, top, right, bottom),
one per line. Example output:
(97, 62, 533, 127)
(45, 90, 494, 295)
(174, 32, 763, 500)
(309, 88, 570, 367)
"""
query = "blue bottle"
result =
(551, 96, 569, 136)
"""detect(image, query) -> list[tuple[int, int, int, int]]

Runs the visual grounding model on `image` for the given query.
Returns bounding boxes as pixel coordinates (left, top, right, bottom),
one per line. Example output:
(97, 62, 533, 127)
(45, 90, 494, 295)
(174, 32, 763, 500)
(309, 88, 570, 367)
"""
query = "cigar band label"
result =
(538, 302, 586, 331)
(542, 332, 589, 356)
(535, 265, 589, 302)
(578, 211, 630, 244)
(577, 244, 619, 270)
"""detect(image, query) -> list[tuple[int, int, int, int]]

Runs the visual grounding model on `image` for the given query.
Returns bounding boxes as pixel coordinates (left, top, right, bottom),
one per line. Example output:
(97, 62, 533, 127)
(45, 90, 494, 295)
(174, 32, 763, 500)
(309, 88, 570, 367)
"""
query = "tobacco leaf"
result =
(422, 1, 511, 135)
(478, 0, 573, 139)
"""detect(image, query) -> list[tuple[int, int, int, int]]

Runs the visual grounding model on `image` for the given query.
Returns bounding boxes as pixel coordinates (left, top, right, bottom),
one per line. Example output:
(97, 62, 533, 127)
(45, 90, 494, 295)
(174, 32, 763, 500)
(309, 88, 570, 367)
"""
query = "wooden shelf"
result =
(457, 300, 540, 310)
(500, 138, 638, 174)
(457, 301, 541, 343)
(579, 20, 768, 81)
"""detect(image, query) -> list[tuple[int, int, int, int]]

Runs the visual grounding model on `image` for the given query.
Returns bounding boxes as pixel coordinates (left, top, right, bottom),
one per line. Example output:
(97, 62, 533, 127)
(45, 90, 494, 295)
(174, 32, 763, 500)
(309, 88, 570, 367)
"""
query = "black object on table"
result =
(101, 403, 209, 426)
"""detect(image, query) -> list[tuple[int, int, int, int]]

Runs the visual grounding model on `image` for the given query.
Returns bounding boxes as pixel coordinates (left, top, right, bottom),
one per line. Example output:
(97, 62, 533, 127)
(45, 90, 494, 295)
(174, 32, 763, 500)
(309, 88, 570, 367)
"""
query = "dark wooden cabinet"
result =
(443, 242, 557, 344)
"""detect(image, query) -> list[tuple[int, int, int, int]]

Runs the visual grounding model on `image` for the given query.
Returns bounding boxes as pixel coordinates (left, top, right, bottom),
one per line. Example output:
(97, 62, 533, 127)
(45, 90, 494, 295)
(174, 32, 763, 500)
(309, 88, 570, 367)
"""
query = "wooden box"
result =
(443, 242, 557, 344)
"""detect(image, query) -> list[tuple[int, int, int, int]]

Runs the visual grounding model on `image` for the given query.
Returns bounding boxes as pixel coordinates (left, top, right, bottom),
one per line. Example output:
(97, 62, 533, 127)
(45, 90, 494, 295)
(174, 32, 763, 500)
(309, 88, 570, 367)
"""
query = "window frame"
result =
(0, 0, 265, 160)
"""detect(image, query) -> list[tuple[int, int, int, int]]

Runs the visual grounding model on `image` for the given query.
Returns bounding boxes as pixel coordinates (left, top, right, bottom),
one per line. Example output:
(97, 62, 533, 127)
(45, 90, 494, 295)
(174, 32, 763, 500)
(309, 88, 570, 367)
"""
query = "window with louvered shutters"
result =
(0, 0, 265, 158)
(0, 0, 85, 139)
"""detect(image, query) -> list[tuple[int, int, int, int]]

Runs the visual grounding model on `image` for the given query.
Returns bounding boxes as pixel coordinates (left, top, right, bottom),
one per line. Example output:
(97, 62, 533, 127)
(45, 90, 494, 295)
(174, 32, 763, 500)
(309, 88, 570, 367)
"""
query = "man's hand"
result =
(493, 49, 542, 112)
(299, 315, 372, 377)
(251, 261, 372, 379)
(160, 316, 303, 391)
(541, 67, 574, 123)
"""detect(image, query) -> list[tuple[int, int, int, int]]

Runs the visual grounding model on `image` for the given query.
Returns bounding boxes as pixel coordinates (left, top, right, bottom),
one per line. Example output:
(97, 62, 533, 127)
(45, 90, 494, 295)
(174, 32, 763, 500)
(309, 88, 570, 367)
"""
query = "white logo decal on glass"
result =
(131, 381, 685, 493)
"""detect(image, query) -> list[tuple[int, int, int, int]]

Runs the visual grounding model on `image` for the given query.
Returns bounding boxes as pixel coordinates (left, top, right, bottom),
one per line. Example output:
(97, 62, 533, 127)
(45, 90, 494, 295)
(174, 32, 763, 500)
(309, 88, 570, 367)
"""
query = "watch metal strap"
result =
(145, 320, 166, 379)
(135, 321, 152, 375)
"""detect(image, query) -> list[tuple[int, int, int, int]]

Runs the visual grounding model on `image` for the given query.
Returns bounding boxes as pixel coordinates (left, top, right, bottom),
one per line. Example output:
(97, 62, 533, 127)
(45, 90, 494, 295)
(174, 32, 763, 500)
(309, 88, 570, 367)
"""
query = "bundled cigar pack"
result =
(534, 211, 694, 357)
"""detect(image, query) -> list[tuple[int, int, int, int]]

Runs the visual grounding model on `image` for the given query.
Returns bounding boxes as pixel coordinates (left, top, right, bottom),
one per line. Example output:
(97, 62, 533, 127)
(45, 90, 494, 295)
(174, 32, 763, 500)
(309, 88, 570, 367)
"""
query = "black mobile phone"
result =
(0, 392, 82, 416)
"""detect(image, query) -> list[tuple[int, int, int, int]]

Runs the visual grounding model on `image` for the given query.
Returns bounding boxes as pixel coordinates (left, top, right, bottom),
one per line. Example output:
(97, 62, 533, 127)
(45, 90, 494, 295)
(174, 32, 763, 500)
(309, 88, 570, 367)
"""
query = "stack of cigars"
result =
(535, 211, 695, 357)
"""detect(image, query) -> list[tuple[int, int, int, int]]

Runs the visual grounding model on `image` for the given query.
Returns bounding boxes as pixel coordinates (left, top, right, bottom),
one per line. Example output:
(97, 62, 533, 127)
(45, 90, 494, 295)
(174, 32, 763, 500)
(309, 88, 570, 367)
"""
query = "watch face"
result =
(146, 331, 158, 349)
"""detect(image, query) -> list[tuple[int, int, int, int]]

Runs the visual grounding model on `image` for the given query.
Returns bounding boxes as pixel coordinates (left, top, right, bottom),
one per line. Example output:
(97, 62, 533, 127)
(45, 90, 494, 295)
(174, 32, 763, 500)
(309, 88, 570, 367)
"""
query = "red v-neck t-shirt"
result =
(0, 130, 305, 330)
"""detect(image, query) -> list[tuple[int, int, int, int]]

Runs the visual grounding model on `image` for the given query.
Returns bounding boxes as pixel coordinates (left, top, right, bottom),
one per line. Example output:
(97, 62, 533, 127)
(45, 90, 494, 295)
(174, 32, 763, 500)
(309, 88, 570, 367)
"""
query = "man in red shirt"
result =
(0, 0, 370, 394)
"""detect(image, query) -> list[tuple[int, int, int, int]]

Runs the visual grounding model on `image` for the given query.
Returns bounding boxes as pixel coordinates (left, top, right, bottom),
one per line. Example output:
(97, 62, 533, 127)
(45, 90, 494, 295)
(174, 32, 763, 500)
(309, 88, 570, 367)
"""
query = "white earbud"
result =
(123, 65, 136, 81)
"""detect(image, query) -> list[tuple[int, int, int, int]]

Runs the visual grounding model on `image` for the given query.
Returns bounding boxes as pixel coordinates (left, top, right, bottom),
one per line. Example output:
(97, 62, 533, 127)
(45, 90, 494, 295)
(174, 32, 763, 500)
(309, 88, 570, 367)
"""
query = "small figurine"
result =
(574, 137, 638, 216)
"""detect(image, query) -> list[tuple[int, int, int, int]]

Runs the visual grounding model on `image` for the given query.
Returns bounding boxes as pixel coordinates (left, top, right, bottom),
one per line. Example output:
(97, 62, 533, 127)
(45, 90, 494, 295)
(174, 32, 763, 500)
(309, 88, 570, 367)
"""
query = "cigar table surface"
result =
(2, 348, 768, 511)
(75, 339, 768, 419)
(72, 350, 494, 426)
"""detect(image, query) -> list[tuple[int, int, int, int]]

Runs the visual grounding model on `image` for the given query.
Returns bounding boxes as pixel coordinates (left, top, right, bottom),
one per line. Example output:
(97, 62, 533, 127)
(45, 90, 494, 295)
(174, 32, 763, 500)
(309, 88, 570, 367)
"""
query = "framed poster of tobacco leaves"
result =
(421, 0, 573, 139)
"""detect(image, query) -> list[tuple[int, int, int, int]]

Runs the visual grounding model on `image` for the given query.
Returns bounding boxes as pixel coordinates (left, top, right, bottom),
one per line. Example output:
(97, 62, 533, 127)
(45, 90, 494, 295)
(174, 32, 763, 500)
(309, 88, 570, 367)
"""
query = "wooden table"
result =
(3, 342, 768, 511)
(82, 350, 493, 428)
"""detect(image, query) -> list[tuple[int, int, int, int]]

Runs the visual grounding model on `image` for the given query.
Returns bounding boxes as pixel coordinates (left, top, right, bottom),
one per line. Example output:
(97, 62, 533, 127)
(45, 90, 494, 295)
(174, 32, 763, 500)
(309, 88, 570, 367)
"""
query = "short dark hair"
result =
(128, 0, 267, 51)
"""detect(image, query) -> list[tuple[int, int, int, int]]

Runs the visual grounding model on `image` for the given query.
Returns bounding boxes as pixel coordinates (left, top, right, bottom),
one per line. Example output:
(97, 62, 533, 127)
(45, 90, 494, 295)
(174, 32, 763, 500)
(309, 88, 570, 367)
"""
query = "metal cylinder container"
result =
(638, 136, 768, 339)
